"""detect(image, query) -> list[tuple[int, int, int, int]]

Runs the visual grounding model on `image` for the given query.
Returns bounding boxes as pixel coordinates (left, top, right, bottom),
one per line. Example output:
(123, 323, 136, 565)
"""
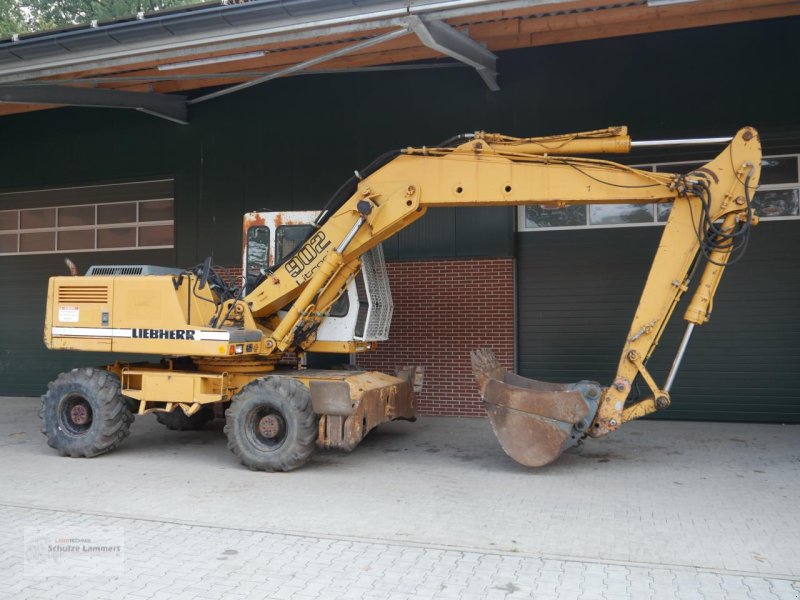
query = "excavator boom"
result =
(241, 126, 760, 466)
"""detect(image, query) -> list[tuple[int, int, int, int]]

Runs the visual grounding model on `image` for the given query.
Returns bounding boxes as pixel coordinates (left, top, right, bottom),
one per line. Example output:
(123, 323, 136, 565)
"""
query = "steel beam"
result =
(409, 16, 499, 90)
(188, 27, 411, 105)
(51, 62, 467, 85)
(0, 84, 188, 124)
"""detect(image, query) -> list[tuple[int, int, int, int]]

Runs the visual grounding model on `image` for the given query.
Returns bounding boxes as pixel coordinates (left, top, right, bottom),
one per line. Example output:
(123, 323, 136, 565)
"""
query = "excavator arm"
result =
(235, 126, 761, 465)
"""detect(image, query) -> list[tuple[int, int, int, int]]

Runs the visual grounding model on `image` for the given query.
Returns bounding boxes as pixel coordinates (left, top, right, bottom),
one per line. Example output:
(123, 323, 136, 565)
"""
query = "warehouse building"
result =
(0, 0, 797, 423)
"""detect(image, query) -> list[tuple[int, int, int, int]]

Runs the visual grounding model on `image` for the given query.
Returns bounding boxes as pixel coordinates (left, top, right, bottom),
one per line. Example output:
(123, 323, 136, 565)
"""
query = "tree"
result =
(26, 1, 213, 27)
(2, 0, 215, 38)
(0, 0, 28, 38)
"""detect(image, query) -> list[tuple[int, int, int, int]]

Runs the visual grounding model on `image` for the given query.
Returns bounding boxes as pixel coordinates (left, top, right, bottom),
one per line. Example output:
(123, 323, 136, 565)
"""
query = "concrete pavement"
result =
(1, 396, 798, 599)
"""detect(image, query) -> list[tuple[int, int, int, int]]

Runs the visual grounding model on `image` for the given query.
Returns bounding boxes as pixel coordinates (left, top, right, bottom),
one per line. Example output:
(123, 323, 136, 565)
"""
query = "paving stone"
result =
(1, 407, 798, 600)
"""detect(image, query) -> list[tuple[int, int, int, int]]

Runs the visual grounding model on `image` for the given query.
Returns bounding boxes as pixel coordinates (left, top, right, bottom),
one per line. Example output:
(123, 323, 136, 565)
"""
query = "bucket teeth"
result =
(471, 348, 600, 467)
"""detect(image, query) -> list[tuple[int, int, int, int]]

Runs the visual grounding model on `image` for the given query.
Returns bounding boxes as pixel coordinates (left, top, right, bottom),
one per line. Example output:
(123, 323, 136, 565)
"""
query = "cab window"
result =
(245, 226, 269, 292)
(277, 224, 349, 317)
(276, 225, 314, 262)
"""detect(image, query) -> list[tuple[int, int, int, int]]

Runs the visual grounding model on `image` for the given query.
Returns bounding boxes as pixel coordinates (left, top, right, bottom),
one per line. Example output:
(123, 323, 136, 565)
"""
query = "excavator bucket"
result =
(471, 349, 601, 467)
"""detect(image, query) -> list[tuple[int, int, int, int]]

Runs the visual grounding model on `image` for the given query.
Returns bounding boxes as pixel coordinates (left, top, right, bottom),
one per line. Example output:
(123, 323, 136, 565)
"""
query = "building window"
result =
(0, 199, 174, 255)
(519, 154, 800, 231)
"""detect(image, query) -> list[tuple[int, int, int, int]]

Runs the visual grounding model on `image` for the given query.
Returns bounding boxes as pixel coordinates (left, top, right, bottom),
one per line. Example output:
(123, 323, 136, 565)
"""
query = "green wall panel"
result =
(2, 18, 797, 265)
(516, 221, 800, 423)
(0, 250, 173, 396)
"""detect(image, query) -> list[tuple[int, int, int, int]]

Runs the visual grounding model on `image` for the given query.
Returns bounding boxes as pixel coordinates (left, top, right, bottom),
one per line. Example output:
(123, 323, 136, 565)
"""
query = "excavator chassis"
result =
(471, 349, 600, 466)
(114, 362, 419, 451)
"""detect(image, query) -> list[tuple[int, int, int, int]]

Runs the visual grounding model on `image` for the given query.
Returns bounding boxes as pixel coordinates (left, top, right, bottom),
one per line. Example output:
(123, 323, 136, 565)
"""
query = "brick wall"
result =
(224, 258, 516, 416)
(355, 258, 515, 417)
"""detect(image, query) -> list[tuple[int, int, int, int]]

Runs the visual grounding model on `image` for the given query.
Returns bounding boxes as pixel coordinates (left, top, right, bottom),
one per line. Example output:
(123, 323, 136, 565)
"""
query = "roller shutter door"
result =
(0, 180, 175, 396)
(516, 221, 800, 423)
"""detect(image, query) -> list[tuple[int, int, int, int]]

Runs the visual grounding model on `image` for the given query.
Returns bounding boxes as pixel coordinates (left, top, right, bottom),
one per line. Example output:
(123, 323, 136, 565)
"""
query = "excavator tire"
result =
(224, 376, 318, 472)
(155, 405, 214, 431)
(40, 368, 134, 458)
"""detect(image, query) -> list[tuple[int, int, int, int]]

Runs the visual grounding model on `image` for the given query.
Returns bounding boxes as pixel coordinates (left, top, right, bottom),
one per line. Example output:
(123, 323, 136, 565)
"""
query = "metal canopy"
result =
(0, 0, 536, 82)
(188, 27, 413, 105)
(0, 18, 496, 122)
(0, 0, 796, 122)
(0, 84, 188, 124)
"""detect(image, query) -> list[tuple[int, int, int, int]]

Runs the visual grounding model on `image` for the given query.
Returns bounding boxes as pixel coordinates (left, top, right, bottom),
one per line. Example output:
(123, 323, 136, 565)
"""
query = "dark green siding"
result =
(1, 249, 173, 396)
(516, 221, 800, 423)
(0, 181, 176, 396)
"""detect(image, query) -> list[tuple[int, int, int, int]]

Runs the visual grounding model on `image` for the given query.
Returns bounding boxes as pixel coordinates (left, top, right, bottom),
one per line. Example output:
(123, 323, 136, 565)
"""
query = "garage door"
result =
(0, 180, 175, 396)
(516, 153, 800, 423)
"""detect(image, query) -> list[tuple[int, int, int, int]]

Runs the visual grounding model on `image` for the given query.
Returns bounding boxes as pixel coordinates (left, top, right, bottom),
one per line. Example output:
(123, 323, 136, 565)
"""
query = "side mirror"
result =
(197, 256, 212, 289)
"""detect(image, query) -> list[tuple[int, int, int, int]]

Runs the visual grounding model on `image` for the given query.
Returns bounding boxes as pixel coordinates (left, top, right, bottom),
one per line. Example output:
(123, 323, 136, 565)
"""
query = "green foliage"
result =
(0, 0, 27, 38)
(1, 0, 214, 38)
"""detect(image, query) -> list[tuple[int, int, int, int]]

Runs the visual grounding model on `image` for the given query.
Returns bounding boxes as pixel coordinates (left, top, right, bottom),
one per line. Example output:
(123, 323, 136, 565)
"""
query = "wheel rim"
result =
(246, 406, 287, 451)
(58, 394, 94, 435)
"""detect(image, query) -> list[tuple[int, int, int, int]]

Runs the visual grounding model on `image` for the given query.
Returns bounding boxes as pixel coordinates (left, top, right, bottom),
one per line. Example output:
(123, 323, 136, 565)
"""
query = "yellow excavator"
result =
(40, 126, 761, 470)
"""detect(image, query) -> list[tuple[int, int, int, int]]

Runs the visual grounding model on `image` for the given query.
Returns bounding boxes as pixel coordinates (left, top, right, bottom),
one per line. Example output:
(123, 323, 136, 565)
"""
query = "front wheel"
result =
(224, 376, 318, 472)
(40, 368, 134, 458)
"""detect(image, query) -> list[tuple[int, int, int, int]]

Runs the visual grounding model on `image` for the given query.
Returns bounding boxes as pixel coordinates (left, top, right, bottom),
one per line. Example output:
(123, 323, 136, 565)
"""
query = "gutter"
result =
(0, 0, 566, 83)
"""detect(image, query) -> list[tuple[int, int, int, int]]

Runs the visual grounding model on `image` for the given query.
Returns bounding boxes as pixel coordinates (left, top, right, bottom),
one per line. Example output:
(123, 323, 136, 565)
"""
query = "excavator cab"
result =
(242, 210, 394, 352)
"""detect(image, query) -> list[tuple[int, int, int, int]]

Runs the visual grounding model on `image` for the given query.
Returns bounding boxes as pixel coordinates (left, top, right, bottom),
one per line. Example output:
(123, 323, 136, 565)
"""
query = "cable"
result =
(436, 133, 474, 147)
(213, 281, 246, 329)
(685, 168, 754, 268)
(562, 161, 663, 189)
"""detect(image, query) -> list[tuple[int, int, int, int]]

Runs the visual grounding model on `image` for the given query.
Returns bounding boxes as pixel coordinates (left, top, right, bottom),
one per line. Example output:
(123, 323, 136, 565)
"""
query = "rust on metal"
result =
(285, 369, 418, 451)
(309, 380, 354, 416)
(482, 378, 589, 423)
(471, 348, 598, 468)
(258, 414, 282, 439)
(70, 403, 90, 426)
(395, 366, 425, 393)
(242, 211, 268, 262)
(483, 403, 573, 468)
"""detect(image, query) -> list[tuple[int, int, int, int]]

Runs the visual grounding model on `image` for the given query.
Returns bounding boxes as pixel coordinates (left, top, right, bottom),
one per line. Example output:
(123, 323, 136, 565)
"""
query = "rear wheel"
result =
(224, 376, 318, 472)
(155, 405, 214, 430)
(40, 368, 134, 458)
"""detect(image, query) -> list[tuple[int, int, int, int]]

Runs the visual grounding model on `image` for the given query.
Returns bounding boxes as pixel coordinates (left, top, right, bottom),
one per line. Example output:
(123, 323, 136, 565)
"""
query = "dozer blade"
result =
(471, 349, 601, 467)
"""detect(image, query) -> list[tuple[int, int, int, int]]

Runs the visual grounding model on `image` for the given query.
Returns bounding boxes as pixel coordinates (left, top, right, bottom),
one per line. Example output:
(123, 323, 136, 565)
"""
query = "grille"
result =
(85, 265, 183, 276)
(58, 285, 109, 304)
(356, 244, 393, 342)
(354, 273, 368, 340)
(88, 266, 143, 276)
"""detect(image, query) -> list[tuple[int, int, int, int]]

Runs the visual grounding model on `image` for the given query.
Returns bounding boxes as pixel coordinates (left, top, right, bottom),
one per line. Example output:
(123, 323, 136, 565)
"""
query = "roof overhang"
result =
(0, 0, 797, 122)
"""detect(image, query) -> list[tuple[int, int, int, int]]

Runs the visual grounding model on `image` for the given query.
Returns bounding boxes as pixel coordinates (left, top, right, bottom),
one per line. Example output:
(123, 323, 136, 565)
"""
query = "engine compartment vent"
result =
(58, 285, 109, 304)
(85, 265, 183, 276)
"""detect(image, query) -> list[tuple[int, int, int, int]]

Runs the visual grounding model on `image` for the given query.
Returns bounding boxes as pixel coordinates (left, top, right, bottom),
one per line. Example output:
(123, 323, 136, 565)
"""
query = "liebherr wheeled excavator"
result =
(41, 126, 761, 471)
